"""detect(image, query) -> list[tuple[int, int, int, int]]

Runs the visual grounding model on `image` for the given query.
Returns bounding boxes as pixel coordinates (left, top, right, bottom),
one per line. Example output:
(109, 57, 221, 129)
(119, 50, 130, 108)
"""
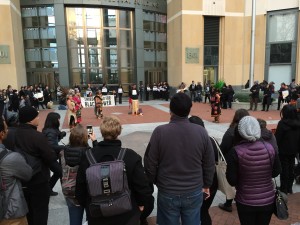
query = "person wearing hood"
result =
(226, 116, 281, 225)
(275, 104, 300, 194)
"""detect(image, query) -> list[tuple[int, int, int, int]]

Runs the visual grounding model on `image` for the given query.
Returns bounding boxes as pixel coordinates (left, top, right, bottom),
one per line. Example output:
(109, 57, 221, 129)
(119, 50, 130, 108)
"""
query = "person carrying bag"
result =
(214, 138, 236, 200)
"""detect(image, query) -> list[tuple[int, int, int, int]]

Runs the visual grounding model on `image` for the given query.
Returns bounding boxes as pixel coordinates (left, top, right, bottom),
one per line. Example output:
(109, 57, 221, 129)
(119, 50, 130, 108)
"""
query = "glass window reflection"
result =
(103, 9, 116, 27)
(90, 69, 103, 84)
(86, 8, 101, 27)
(119, 10, 131, 28)
(66, 7, 134, 85)
(89, 48, 102, 67)
(119, 30, 132, 48)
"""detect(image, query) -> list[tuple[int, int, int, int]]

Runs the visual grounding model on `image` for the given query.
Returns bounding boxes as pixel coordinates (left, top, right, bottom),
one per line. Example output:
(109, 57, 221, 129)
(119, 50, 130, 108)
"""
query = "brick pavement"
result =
(36, 101, 300, 225)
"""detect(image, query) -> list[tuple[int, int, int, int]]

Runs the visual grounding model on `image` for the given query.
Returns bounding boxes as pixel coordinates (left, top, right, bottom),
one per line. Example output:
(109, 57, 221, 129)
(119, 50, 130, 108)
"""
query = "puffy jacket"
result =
(64, 146, 89, 167)
(0, 145, 32, 219)
(226, 141, 281, 206)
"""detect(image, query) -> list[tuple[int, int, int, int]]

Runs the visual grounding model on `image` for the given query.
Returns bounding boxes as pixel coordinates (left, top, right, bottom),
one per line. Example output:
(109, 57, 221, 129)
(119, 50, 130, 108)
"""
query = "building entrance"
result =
(145, 70, 164, 85)
(27, 71, 56, 90)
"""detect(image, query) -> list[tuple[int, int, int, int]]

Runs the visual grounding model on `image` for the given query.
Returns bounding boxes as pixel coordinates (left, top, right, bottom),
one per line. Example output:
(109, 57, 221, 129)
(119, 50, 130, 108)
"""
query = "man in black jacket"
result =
(15, 106, 62, 225)
(248, 81, 260, 111)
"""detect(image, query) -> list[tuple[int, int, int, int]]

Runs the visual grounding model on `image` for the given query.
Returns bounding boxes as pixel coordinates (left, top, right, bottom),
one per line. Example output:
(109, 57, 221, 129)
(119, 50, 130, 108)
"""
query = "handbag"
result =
(263, 141, 289, 220)
(213, 137, 236, 199)
(274, 187, 288, 220)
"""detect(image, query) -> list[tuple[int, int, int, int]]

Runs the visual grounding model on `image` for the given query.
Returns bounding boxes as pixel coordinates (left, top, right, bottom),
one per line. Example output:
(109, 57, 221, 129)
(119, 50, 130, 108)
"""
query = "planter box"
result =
(232, 101, 277, 111)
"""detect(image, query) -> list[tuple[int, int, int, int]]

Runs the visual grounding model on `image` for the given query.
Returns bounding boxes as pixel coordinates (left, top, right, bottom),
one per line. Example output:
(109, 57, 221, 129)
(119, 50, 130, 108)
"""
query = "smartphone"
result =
(86, 125, 93, 135)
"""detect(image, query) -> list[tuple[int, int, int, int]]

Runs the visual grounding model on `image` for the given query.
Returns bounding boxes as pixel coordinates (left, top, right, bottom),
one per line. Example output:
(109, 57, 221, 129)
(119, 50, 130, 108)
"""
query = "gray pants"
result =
(250, 97, 258, 110)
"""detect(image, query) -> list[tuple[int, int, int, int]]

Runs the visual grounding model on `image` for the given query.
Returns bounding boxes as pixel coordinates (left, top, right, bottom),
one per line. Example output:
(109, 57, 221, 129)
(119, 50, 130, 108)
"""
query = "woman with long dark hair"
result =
(42, 112, 66, 196)
(275, 104, 300, 194)
(189, 116, 218, 225)
(218, 108, 249, 212)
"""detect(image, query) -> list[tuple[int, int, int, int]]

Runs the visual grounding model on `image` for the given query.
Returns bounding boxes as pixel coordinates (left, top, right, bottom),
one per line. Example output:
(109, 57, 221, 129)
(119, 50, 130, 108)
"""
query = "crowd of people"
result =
(1, 80, 300, 225)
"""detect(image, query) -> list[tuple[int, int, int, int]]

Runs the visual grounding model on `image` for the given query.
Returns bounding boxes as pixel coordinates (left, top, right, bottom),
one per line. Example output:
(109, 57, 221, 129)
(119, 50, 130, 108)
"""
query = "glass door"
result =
(145, 70, 162, 85)
(203, 66, 218, 85)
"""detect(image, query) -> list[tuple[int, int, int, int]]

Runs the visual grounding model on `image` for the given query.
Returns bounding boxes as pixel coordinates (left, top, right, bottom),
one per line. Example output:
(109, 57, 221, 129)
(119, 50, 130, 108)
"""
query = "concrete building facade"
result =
(168, 0, 300, 90)
(0, 0, 300, 91)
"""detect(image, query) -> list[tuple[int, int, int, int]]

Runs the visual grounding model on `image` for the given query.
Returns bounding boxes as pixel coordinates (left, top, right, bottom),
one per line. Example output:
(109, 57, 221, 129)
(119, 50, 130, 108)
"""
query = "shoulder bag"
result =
(212, 137, 236, 199)
(264, 141, 289, 220)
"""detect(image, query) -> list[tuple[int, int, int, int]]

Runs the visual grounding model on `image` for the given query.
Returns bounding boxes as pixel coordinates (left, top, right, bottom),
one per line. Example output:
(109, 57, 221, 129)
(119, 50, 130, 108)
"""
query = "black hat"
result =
(170, 93, 192, 117)
(19, 106, 39, 123)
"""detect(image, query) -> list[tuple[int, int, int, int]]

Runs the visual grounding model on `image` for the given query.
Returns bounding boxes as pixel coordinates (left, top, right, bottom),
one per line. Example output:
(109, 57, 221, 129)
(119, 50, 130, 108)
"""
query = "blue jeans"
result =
(66, 198, 84, 225)
(157, 188, 203, 225)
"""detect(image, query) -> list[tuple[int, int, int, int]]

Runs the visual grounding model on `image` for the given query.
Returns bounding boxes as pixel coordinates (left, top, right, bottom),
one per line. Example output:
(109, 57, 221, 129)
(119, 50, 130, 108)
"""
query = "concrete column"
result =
(0, 0, 27, 88)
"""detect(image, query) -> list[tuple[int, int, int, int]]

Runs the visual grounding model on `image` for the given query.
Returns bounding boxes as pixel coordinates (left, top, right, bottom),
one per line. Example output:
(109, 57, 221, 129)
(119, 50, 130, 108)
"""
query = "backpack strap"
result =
(117, 148, 127, 161)
(0, 149, 9, 164)
(0, 148, 9, 191)
(86, 149, 97, 165)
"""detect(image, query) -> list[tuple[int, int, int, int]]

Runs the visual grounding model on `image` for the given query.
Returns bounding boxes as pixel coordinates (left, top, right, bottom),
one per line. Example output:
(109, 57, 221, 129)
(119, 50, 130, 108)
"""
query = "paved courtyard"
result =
(35, 100, 300, 225)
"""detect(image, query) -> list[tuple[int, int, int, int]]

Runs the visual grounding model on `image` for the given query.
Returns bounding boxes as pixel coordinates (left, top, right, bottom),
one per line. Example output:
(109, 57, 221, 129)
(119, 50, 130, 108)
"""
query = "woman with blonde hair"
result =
(75, 116, 153, 225)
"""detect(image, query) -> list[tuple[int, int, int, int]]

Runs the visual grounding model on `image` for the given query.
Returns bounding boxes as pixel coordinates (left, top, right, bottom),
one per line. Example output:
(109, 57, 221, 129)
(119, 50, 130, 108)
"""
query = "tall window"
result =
(143, 11, 167, 83)
(204, 16, 220, 84)
(66, 8, 134, 86)
(22, 6, 58, 69)
(266, 9, 298, 87)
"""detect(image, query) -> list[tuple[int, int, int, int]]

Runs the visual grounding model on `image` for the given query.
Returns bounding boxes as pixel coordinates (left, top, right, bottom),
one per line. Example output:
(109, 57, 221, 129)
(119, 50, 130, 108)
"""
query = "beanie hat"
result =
(19, 106, 39, 124)
(170, 93, 192, 117)
(238, 116, 261, 142)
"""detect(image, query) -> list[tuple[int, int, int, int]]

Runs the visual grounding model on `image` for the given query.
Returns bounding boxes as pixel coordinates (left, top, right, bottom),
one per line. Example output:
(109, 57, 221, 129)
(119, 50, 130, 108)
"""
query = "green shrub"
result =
(234, 91, 263, 103)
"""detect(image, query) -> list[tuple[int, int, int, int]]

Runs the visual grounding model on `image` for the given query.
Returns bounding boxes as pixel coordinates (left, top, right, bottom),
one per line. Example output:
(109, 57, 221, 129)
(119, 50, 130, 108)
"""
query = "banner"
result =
(81, 95, 115, 108)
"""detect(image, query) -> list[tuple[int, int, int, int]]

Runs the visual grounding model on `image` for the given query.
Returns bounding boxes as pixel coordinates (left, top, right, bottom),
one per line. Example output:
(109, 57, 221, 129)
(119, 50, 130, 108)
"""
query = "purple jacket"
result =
(234, 141, 275, 206)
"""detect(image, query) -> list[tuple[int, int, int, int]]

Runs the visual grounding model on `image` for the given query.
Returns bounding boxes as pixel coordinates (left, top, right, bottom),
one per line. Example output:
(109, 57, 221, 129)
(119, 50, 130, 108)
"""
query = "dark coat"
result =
(220, 126, 235, 156)
(226, 140, 281, 206)
(64, 146, 88, 167)
(42, 128, 66, 155)
(75, 140, 152, 225)
(275, 119, 300, 155)
(250, 84, 260, 98)
(15, 123, 62, 187)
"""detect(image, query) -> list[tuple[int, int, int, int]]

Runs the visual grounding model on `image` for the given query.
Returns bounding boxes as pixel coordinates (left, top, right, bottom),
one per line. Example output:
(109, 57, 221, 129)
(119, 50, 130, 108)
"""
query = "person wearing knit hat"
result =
(170, 92, 192, 117)
(226, 116, 281, 225)
(238, 116, 261, 142)
(18, 106, 39, 124)
(15, 106, 62, 225)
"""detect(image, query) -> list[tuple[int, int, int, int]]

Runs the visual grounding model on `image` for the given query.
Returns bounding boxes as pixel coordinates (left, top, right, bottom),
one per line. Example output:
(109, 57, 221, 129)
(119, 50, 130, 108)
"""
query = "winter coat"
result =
(226, 140, 281, 206)
(144, 115, 215, 193)
(42, 128, 66, 156)
(75, 140, 152, 225)
(15, 123, 62, 187)
(220, 126, 235, 156)
(275, 119, 300, 155)
(0, 145, 32, 219)
(64, 146, 89, 167)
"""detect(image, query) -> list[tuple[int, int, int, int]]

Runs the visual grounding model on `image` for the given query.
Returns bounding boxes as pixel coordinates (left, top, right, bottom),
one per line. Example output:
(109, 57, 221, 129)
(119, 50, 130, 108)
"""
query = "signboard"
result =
(81, 95, 115, 108)
(185, 48, 199, 64)
(0, 45, 10, 64)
